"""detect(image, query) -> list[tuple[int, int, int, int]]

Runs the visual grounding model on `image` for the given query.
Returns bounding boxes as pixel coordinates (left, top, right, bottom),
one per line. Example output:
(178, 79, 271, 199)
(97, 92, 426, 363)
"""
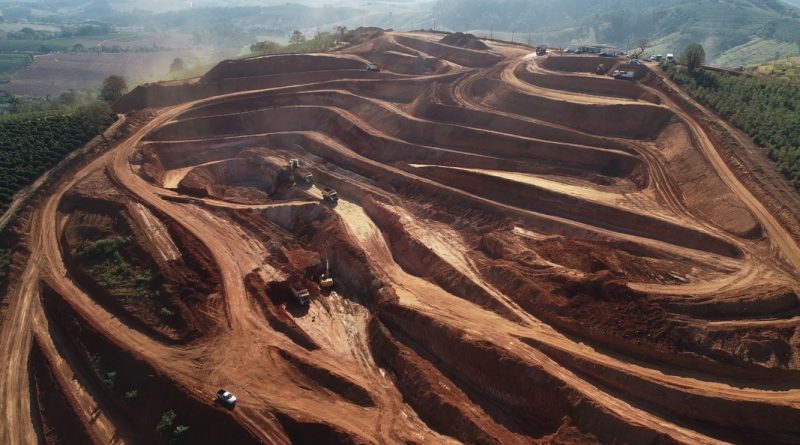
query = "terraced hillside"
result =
(1, 30, 800, 444)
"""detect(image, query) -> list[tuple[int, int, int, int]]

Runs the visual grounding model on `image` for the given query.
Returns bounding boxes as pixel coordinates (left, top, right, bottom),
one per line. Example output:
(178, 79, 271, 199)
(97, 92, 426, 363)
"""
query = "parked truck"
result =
(290, 282, 311, 305)
(322, 187, 338, 202)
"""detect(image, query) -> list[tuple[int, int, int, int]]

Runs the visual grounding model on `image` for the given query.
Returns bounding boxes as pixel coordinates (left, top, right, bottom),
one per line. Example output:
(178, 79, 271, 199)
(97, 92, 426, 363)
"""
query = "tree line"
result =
(0, 75, 126, 215)
(662, 47, 800, 189)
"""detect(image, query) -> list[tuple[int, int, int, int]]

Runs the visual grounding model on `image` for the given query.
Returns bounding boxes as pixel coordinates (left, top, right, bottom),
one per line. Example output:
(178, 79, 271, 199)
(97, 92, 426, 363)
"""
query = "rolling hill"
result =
(433, 0, 800, 66)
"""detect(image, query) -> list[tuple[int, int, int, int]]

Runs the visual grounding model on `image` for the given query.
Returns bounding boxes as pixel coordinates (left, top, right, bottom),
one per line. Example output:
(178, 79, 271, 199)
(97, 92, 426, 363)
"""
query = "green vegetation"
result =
(661, 63, 800, 188)
(88, 353, 117, 389)
(0, 53, 32, 81)
(432, 0, 800, 65)
(755, 56, 800, 82)
(157, 410, 190, 445)
(75, 236, 154, 298)
(100, 75, 128, 102)
(0, 102, 116, 214)
(249, 28, 357, 57)
(681, 43, 706, 70)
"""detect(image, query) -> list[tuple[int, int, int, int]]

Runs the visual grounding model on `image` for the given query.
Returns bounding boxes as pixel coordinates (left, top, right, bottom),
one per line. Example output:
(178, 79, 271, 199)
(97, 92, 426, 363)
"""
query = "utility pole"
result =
(433, 19, 436, 32)
(511, 31, 514, 43)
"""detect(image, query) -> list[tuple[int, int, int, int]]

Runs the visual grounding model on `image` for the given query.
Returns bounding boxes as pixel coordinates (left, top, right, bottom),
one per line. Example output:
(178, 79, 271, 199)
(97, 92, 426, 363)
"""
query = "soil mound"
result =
(439, 32, 490, 50)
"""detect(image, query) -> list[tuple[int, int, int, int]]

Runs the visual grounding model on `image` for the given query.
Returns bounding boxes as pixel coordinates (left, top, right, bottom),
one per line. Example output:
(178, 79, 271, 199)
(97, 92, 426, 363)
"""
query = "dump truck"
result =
(366, 63, 380, 72)
(322, 187, 338, 202)
(290, 282, 311, 305)
(288, 158, 300, 169)
(535, 46, 547, 56)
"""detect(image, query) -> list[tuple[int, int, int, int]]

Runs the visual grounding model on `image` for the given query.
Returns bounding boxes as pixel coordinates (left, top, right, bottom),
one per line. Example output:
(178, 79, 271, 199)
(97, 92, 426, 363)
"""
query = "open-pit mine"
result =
(2, 29, 800, 445)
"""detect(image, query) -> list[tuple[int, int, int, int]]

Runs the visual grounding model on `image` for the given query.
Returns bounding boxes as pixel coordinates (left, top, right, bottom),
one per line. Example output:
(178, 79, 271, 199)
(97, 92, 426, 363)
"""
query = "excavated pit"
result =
(8, 30, 800, 445)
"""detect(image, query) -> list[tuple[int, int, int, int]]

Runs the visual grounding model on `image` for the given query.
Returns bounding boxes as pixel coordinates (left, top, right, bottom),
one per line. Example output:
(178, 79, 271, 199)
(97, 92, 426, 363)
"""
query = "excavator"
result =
(319, 259, 334, 289)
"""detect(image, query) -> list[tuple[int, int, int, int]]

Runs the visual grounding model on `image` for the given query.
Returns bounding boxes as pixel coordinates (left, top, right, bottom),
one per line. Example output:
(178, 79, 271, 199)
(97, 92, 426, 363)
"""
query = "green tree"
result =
(170, 57, 185, 73)
(250, 40, 281, 54)
(680, 43, 706, 71)
(157, 410, 190, 445)
(289, 30, 306, 45)
(100, 75, 127, 102)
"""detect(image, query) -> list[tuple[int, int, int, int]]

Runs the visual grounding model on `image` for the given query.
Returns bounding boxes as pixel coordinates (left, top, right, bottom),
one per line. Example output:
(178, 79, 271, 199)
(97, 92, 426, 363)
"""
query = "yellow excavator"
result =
(320, 259, 334, 289)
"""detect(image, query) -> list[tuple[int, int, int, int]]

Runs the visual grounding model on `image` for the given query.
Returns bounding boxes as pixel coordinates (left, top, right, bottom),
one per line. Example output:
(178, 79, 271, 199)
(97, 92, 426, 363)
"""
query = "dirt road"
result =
(1, 31, 799, 444)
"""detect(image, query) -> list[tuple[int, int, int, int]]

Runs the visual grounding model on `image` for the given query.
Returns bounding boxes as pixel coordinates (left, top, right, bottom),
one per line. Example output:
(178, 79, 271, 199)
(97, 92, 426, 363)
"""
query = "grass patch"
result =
(754, 56, 800, 82)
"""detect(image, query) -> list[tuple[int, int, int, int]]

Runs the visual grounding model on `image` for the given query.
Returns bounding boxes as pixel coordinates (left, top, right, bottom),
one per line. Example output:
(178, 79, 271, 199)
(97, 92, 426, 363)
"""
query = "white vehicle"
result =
(666, 53, 675, 63)
(216, 389, 237, 407)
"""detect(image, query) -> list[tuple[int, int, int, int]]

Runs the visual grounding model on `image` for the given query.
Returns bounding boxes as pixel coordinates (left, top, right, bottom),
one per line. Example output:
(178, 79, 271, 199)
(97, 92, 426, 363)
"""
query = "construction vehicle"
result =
(535, 46, 547, 56)
(322, 187, 338, 202)
(319, 259, 334, 289)
(288, 158, 300, 169)
(366, 63, 381, 72)
(612, 70, 635, 80)
(595, 63, 606, 75)
(296, 172, 314, 184)
(290, 282, 311, 305)
(666, 53, 675, 63)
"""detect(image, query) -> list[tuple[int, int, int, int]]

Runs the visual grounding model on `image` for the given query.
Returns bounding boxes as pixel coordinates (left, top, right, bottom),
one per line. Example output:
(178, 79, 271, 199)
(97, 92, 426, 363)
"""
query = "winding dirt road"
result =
(2, 31, 799, 444)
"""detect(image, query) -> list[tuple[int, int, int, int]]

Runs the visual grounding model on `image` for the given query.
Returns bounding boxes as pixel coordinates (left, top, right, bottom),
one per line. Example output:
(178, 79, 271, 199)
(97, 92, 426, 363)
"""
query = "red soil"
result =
(3, 31, 800, 445)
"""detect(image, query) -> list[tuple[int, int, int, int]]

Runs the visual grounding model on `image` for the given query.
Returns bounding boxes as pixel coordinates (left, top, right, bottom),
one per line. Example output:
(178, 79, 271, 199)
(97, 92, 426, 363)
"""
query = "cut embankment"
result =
(393, 35, 502, 68)
(657, 122, 761, 238)
(471, 78, 674, 139)
(411, 98, 629, 151)
(540, 56, 617, 74)
(342, 35, 449, 75)
(152, 98, 641, 178)
(413, 165, 739, 257)
(375, 304, 680, 444)
(515, 63, 658, 103)
(273, 348, 375, 407)
(29, 339, 97, 445)
(520, 336, 800, 444)
(202, 54, 367, 82)
(362, 198, 523, 322)
(368, 317, 534, 445)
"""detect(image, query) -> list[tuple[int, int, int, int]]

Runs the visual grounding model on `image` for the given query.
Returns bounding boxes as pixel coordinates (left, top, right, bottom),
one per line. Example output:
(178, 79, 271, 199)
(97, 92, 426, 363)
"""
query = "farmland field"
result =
(0, 52, 187, 96)
(0, 53, 32, 81)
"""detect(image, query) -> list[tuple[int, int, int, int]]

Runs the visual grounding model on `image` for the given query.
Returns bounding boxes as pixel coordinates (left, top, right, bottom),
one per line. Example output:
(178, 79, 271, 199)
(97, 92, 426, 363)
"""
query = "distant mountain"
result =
(432, 0, 800, 66)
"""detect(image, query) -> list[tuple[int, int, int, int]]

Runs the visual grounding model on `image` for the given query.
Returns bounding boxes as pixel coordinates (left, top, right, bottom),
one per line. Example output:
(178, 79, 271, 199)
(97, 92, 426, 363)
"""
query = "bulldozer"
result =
(319, 259, 334, 289)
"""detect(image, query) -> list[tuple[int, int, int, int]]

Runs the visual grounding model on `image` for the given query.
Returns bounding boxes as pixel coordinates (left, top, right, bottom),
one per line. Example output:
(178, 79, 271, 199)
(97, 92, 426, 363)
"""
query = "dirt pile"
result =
(439, 32, 490, 50)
